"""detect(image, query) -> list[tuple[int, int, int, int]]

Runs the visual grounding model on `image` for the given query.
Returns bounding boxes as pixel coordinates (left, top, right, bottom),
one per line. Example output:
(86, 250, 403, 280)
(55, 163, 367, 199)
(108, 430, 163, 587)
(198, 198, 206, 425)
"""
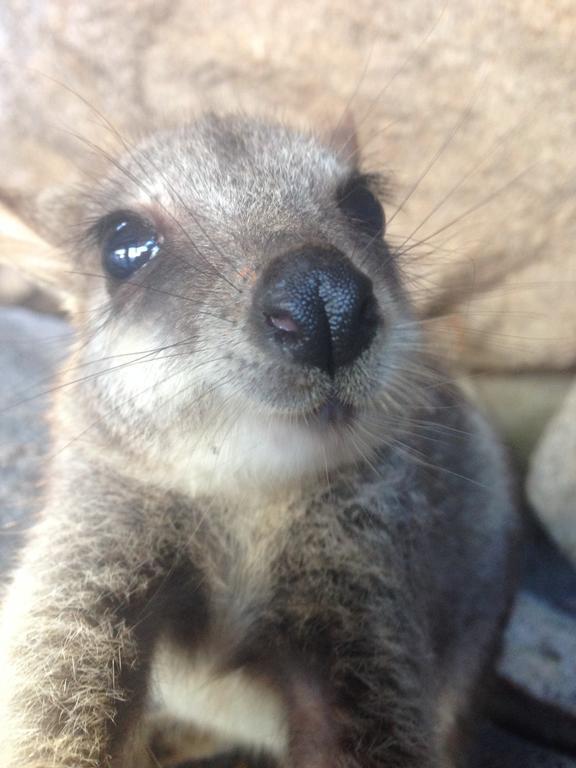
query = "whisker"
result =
(29, 72, 245, 292)
(388, 88, 482, 227)
(58, 126, 240, 293)
(346, 6, 448, 151)
(63, 268, 236, 320)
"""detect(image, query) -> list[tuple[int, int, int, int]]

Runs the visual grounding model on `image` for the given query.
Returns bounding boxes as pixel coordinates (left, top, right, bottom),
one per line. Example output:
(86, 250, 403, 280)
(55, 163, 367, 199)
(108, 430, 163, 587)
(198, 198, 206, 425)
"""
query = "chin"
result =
(157, 404, 381, 500)
(216, 405, 383, 489)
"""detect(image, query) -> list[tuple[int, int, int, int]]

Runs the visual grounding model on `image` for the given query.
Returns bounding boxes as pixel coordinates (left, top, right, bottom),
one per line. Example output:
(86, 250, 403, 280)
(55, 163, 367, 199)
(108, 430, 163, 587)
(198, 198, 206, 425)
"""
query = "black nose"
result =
(252, 247, 379, 375)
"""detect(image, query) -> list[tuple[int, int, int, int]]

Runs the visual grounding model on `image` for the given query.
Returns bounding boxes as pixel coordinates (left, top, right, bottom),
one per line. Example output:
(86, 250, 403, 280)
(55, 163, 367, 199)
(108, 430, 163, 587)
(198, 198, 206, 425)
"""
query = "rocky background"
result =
(0, 1, 575, 765)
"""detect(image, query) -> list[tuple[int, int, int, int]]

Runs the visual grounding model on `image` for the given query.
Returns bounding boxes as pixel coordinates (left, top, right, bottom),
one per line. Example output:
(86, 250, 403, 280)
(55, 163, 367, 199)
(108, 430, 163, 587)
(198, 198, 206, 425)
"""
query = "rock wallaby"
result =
(0, 114, 520, 768)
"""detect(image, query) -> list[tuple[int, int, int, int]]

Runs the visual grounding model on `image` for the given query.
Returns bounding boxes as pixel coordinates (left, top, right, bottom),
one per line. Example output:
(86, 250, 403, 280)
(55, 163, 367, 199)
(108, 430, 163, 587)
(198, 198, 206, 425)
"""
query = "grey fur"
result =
(0, 115, 521, 768)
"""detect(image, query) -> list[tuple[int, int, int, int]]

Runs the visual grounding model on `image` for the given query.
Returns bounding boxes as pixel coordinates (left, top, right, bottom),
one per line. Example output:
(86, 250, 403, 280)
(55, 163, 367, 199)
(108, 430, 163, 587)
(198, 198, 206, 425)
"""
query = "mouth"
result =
(306, 396, 357, 429)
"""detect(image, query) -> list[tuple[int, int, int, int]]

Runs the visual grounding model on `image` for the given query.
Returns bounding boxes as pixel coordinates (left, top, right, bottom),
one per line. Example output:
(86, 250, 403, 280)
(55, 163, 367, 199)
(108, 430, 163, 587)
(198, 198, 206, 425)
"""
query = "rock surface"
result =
(528, 383, 576, 569)
(464, 373, 572, 468)
(0, 265, 60, 314)
(0, 306, 71, 569)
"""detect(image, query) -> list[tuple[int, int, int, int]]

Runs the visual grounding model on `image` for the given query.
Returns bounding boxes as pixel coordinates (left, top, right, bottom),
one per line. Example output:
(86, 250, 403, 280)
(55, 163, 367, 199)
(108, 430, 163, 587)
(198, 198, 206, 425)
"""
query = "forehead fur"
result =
(91, 114, 353, 222)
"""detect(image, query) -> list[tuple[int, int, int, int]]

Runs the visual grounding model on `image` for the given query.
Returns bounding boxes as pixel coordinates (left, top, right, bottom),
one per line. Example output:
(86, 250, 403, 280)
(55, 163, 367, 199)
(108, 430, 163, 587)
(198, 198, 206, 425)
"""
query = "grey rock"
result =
(501, 592, 576, 716)
(495, 590, 576, 752)
(528, 382, 576, 567)
(0, 306, 70, 570)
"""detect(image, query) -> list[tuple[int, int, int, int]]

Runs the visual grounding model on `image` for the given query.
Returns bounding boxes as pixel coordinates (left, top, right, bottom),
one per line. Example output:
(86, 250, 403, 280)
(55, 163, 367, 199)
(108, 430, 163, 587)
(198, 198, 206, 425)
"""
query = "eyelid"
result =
(93, 210, 155, 243)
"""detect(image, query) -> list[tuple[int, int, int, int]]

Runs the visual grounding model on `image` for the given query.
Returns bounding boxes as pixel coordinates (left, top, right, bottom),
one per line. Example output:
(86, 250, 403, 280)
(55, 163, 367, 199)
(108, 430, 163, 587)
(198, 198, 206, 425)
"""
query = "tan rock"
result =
(0, 266, 34, 306)
(463, 373, 573, 467)
(0, 265, 60, 313)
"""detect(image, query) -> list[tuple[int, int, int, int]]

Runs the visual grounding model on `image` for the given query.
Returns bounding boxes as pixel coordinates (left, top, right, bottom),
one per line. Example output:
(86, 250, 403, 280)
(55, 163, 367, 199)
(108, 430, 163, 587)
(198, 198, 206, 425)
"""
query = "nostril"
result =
(253, 247, 379, 374)
(265, 312, 300, 335)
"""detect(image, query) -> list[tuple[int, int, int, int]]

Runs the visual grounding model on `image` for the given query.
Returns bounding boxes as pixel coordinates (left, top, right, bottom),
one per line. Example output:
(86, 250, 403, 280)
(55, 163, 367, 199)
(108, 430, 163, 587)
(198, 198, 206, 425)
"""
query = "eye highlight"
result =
(337, 176, 385, 239)
(98, 212, 161, 279)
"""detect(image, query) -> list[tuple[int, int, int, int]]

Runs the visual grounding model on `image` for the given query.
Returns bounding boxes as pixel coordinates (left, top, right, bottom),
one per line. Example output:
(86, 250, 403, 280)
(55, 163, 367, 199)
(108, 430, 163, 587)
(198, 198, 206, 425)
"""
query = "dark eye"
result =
(99, 212, 161, 279)
(337, 177, 385, 238)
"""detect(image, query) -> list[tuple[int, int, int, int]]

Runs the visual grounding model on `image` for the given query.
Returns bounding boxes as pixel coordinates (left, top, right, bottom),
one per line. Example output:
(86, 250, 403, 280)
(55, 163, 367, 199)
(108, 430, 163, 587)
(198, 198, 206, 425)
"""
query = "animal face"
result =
(53, 115, 427, 495)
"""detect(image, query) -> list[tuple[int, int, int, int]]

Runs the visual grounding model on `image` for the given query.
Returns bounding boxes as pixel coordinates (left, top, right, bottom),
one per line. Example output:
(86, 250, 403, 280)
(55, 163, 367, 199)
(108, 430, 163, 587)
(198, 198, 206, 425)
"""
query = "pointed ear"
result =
(324, 109, 360, 165)
(0, 190, 78, 312)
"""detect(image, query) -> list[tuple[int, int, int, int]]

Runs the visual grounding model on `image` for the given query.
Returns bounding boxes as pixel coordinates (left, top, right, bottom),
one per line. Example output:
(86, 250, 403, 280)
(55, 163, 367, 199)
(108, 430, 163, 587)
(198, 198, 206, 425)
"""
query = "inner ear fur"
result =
(0, 190, 78, 312)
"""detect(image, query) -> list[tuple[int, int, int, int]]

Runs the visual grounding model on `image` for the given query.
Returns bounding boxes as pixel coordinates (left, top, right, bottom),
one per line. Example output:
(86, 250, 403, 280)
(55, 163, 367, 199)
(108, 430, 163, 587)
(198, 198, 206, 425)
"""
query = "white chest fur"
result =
(149, 640, 289, 757)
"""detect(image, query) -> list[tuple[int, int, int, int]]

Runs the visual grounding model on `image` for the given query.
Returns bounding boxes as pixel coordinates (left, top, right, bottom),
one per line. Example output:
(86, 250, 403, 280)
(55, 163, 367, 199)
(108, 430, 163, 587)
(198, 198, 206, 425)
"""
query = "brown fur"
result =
(0, 113, 520, 767)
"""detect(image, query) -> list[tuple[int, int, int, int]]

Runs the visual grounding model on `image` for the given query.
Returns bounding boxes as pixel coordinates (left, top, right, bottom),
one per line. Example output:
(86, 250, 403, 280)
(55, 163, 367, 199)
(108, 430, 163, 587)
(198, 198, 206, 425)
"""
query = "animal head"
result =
(1, 114, 428, 497)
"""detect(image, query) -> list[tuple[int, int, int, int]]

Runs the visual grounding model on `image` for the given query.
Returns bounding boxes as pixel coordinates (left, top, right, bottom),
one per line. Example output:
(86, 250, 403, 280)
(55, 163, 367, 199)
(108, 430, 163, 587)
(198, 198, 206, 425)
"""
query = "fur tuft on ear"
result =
(324, 109, 360, 165)
(0, 192, 77, 312)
